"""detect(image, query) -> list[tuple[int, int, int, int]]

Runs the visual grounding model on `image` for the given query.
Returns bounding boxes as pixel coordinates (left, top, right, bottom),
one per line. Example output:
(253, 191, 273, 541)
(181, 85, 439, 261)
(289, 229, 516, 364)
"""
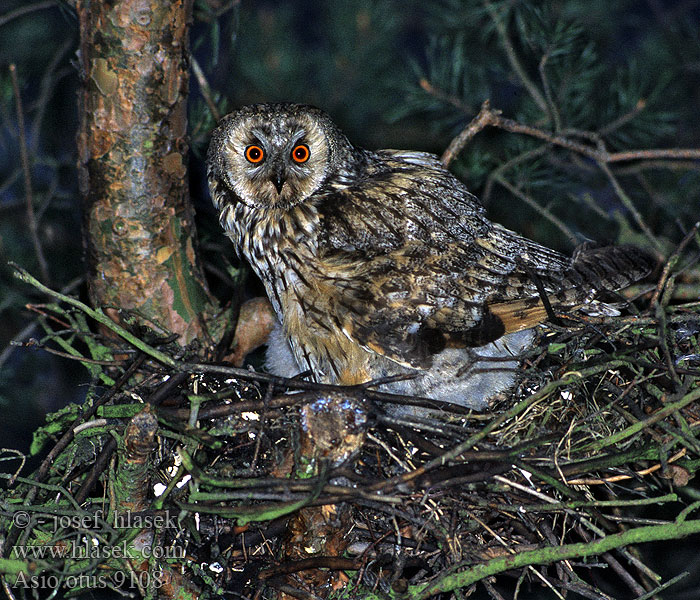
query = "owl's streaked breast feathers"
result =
(207, 103, 654, 409)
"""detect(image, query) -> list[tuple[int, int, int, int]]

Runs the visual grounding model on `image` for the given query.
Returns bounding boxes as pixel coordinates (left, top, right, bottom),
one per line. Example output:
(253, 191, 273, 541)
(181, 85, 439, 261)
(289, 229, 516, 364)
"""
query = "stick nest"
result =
(2, 264, 700, 600)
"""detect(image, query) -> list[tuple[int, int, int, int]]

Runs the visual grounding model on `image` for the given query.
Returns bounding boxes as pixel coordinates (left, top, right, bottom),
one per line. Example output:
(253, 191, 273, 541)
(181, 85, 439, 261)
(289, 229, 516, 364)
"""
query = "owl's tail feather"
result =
(489, 244, 655, 337)
(569, 244, 656, 295)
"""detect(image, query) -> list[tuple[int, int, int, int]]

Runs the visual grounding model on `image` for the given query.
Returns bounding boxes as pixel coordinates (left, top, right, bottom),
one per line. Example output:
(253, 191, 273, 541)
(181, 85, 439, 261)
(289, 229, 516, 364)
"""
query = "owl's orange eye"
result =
(291, 144, 310, 163)
(245, 145, 265, 164)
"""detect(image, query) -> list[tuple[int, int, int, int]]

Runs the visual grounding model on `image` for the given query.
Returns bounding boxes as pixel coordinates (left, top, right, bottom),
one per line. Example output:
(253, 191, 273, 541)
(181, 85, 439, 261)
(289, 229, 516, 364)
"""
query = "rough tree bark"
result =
(76, 0, 217, 346)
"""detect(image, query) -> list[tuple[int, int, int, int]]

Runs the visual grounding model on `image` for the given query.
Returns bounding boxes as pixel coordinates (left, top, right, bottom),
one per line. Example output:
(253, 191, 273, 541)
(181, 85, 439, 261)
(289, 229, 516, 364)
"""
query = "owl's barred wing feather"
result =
(317, 150, 488, 254)
(315, 155, 654, 369)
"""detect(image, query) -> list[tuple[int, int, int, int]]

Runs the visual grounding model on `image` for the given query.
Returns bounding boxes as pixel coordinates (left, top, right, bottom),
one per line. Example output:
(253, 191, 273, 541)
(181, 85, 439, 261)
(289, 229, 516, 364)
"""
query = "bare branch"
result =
(191, 55, 221, 122)
(441, 100, 499, 166)
(9, 64, 50, 284)
(424, 87, 700, 166)
(0, 0, 56, 28)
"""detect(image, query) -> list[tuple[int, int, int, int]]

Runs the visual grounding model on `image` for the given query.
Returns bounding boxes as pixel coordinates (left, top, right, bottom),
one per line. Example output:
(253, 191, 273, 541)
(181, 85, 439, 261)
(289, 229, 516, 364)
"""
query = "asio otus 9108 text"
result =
(207, 103, 652, 410)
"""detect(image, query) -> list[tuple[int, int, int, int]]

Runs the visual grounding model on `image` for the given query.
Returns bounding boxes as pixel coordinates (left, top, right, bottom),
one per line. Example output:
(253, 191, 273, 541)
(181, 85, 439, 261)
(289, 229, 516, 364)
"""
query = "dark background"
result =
(0, 1, 699, 598)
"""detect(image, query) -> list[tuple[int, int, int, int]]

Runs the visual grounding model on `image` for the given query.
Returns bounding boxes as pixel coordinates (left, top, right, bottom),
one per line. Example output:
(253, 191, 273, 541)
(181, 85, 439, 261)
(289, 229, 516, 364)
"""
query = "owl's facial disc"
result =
(223, 114, 329, 210)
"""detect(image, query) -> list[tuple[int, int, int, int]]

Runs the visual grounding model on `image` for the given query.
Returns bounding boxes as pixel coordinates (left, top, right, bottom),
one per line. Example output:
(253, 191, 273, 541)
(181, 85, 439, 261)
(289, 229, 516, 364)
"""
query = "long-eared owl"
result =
(207, 103, 652, 410)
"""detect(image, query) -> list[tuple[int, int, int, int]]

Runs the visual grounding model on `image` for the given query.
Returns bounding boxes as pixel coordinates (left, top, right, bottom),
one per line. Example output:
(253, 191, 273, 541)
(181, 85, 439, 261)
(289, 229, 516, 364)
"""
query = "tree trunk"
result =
(76, 0, 216, 346)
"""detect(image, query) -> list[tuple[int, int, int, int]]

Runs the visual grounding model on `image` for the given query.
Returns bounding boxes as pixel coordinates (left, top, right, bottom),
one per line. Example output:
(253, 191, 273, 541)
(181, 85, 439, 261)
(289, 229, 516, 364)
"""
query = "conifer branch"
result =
(434, 92, 700, 172)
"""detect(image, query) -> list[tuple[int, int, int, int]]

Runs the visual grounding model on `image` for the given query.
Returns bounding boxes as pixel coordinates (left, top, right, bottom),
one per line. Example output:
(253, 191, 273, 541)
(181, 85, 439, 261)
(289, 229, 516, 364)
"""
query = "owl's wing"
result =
(315, 151, 653, 368)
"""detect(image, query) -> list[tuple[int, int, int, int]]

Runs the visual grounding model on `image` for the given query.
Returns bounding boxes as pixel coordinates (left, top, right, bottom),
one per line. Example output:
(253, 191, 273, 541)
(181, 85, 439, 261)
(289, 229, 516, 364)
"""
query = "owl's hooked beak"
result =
(270, 166, 287, 195)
